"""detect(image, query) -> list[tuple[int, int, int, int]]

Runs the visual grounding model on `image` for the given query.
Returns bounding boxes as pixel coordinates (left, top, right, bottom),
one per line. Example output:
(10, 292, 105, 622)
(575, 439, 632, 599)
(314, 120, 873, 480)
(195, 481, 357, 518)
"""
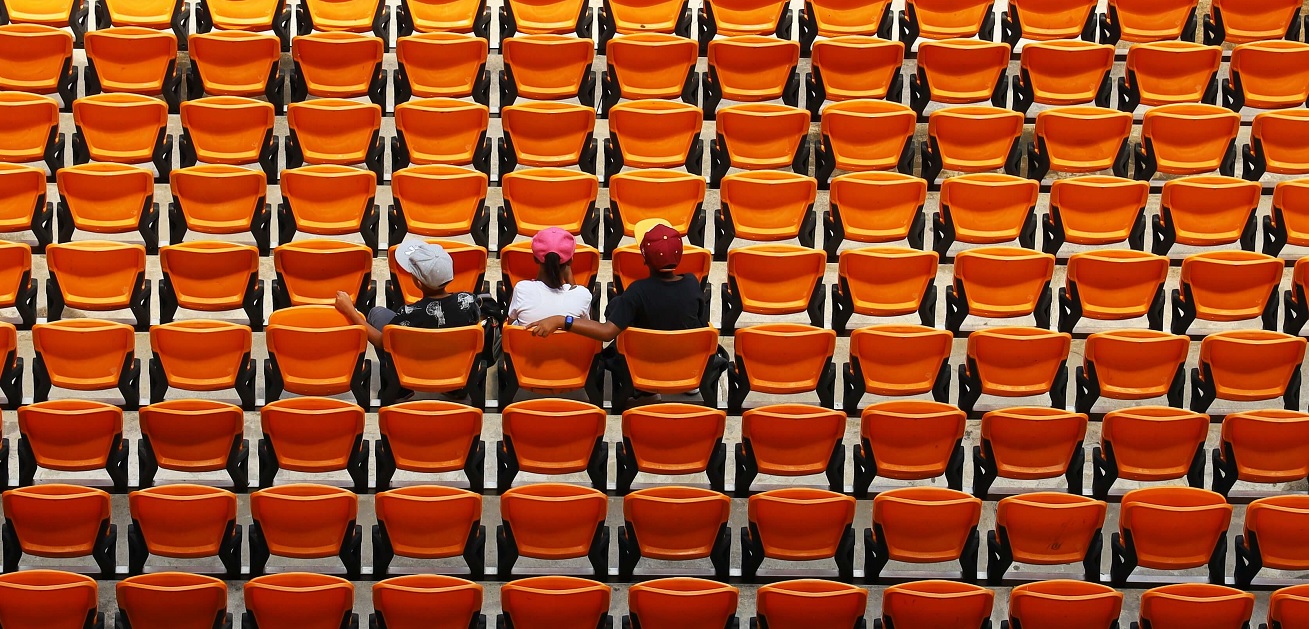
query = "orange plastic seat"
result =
(97, 0, 187, 33)
(0, 165, 49, 256)
(499, 326, 603, 407)
(1028, 106, 1132, 181)
(1286, 253, 1309, 336)
(271, 239, 374, 310)
(1235, 495, 1309, 586)
(158, 241, 262, 328)
(195, 0, 291, 35)
(1013, 40, 1115, 113)
(799, 0, 892, 51)
(1100, 0, 1200, 44)
(843, 324, 953, 410)
(284, 98, 384, 182)
(496, 239, 601, 308)
(1000, 0, 1097, 42)
(55, 163, 158, 251)
(1268, 584, 1309, 629)
(289, 31, 385, 104)
(373, 486, 485, 577)
(0, 241, 36, 328)
(612, 327, 728, 410)
(295, 0, 389, 38)
(604, 100, 702, 181)
(45, 240, 149, 329)
(1059, 249, 1167, 332)
(945, 246, 1056, 332)
(1223, 41, 1309, 114)
(741, 488, 856, 579)
(278, 164, 380, 253)
(1212, 409, 1309, 497)
(115, 572, 229, 629)
(703, 36, 800, 115)
(264, 305, 371, 406)
(824, 171, 928, 254)
(499, 577, 611, 628)
(0, 24, 75, 105)
(0, 570, 100, 628)
(498, 167, 600, 250)
(627, 578, 739, 628)
(921, 106, 1025, 183)
(243, 573, 357, 629)
(987, 493, 1107, 583)
(708, 103, 809, 187)
(16, 399, 127, 491)
(497, 483, 609, 577)
(1043, 176, 1149, 255)
(1, 484, 115, 573)
(1007, 581, 1124, 629)
(735, 402, 844, 493)
(619, 488, 732, 578)
(959, 326, 1071, 413)
(1245, 109, 1309, 186)
(898, 0, 997, 44)
(148, 320, 255, 409)
(497, 398, 606, 491)
(186, 31, 284, 107)
(1204, 0, 1302, 45)
(394, 32, 490, 106)
(910, 39, 1011, 115)
(126, 485, 240, 575)
(715, 171, 817, 256)
(1135, 104, 1240, 180)
(501, 34, 595, 108)
(616, 403, 728, 493)
(1154, 176, 1262, 256)
(599, 33, 698, 117)
(853, 400, 966, 496)
(380, 324, 488, 408)
(1193, 330, 1307, 413)
(605, 169, 706, 254)
(396, 0, 490, 36)
(1111, 487, 1232, 584)
(168, 164, 271, 253)
(0, 0, 88, 33)
(723, 244, 826, 333)
(385, 238, 487, 310)
(498, 101, 597, 176)
(249, 484, 362, 576)
(805, 36, 904, 118)
(258, 397, 367, 490)
(178, 96, 278, 181)
(83, 27, 181, 111)
(728, 324, 836, 412)
(388, 166, 489, 248)
(815, 99, 916, 186)
(372, 575, 484, 629)
(933, 173, 1040, 254)
(1136, 584, 1254, 628)
(832, 247, 937, 333)
(1076, 330, 1188, 413)
(1119, 41, 1221, 111)
(866, 486, 983, 581)
(137, 399, 248, 489)
(500, 0, 592, 38)
(0, 92, 64, 177)
(31, 318, 139, 407)
(698, 0, 790, 44)
(70, 93, 171, 180)
(974, 407, 1087, 497)
(1172, 250, 1282, 335)
(376, 400, 484, 491)
(754, 580, 867, 629)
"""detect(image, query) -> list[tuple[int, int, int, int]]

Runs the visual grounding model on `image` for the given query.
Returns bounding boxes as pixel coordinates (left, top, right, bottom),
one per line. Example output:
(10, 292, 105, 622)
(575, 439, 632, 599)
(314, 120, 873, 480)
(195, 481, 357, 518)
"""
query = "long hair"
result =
(540, 252, 568, 289)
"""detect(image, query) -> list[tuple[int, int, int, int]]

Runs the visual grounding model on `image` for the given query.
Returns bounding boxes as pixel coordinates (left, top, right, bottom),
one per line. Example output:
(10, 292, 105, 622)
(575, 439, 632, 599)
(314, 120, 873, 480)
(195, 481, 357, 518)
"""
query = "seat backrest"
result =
(46, 240, 147, 308)
(849, 324, 953, 396)
(301, 0, 382, 30)
(285, 98, 382, 164)
(607, 100, 702, 167)
(881, 580, 995, 628)
(994, 493, 1107, 565)
(966, 327, 1072, 396)
(71, 93, 169, 163)
(1268, 583, 1309, 629)
(838, 247, 938, 317)
(1244, 494, 1309, 570)
(501, 326, 601, 393)
(1008, 580, 1124, 629)
(732, 324, 835, 394)
(116, 572, 228, 629)
(916, 39, 1012, 102)
(0, 24, 73, 95)
(747, 488, 856, 560)
(17, 399, 124, 470)
(926, 106, 1025, 173)
(159, 242, 260, 311)
(0, 91, 58, 163)
(391, 165, 489, 238)
(377, 400, 483, 473)
(741, 403, 844, 475)
(829, 172, 928, 244)
(725, 244, 826, 315)
(149, 320, 253, 389)
(1179, 250, 1283, 319)
(1007, 0, 1097, 40)
(383, 324, 484, 392)
(137, 399, 245, 472)
(393, 98, 490, 166)
(1, 484, 113, 557)
(265, 305, 368, 397)
(374, 486, 482, 560)
(705, 36, 800, 101)
(290, 31, 384, 98)
(1018, 40, 1117, 106)
(1161, 175, 1262, 246)
(860, 400, 966, 480)
(720, 170, 818, 242)
(373, 575, 483, 629)
(1107, 0, 1201, 42)
(622, 487, 731, 561)
(1119, 487, 1232, 569)
(249, 484, 359, 558)
(607, 169, 706, 241)
(260, 397, 365, 472)
(713, 103, 810, 168)
(389, 238, 487, 299)
(1048, 176, 1150, 246)
(1138, 583, 1255, 629)
(31, 318, 136, 390)
(1229, 40, 1309, 109)
(1199, 330, 1307, 401)
(169, 164, 266, 234)
(1220, 409, 1309, 484)
(871, 486, 983, 563)
(188, 30, 282, 96)
(1083, 329, 1189, 399)
(244, 573, 355, 629)
(1102, 407, 1210, 483)
(1064, 249, 1169, 319)
(56, 162, 154, 233)
(502, 34, 595, 100)
(395, 33, 490, 98)
(1141, 104, 1242, 174)
(818, 100, 916, 171)
(0, 164, 46, 238)
(1209, 0, 1302, 43)
(500, 101, 595, 167)
(0, 570, 99, 629)
(952, 246, 1056, 318)
(500, 484, 608, 559)
(500, 239, 600, 289)
(1033, 106, 1134, 173)
(604, 33, 698, 99)
(938, 173, 1039, 244)
(628, 577, 739, 629)
(906, 0, 997, 39)
(1124, 40, 1222, 105)
(500, 577, 611, 628)
(83, 27, 178, 93)
(980, 407, 1087, 479)
(615, 327, 721, 393)
(501, 167, 599, 236)
(612, 244, 712, 294)
(620, 403, 727, 475)
(808, 36, 905, 100)
(127, 485, 238, 560)
(501, 398, 606, 474)
(178, 96, 276, 166)
(755, 579, 867, 629)
(272, 239, 373, 306)
(280, 164, 377, 234)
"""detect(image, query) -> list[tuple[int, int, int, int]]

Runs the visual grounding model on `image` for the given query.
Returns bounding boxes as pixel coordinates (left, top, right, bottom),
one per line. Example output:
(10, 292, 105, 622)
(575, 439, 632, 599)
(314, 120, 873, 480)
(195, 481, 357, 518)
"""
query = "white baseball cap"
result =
(395, 239, 455, 289)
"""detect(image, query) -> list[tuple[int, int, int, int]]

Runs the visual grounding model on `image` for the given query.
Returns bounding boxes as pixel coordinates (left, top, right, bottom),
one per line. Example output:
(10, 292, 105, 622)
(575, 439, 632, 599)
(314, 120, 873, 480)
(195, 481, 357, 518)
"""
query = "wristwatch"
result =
(564, 315, 574, 331)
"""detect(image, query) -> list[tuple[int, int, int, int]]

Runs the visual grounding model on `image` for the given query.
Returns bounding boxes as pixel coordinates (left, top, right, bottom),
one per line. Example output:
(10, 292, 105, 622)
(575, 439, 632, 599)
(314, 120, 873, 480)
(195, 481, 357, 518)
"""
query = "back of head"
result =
(532, 227, 577, 290)
(636, 219, 683, 275)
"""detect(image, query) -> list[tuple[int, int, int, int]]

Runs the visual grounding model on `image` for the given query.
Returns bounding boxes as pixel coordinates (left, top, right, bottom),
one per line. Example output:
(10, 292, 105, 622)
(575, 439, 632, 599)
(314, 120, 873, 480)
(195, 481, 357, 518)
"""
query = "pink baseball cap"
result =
(531, 227, 576, 263)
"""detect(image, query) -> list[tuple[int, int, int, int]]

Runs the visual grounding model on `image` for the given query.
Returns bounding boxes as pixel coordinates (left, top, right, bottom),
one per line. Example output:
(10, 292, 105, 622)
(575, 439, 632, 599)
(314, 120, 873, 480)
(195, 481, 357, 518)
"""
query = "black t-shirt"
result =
(390, 292, 481, 328)
(605, 273, 707, 330)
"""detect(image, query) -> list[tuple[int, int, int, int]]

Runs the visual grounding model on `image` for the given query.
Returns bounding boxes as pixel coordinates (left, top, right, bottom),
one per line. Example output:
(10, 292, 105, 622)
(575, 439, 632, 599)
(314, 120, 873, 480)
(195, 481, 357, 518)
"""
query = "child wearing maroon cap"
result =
(507, 227, 593, 326)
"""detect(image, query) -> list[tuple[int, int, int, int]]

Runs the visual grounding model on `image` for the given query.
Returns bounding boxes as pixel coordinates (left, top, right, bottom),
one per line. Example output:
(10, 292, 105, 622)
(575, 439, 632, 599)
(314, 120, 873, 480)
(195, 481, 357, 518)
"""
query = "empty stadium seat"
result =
(1028, 106, 1132, 181)
(95, 0, 188, 40)
(1192, 330, 1307, 413)
(898, 0, 997, 45)
(1100, 0, 1199, 44)
(703, 36, 800, 116)
(148, 320, 255, 409)
(82, 27, 181, 112)
(945, 246, 1056, 332)
(831, 247, 937, 334)
(1136, 584, 1254, 628)
(814, 99, 916, 186)
(278, 164, 380, 254)
(1245, 110, 1309, 182)
(391, 100, 492, 179)
(395, 0, 491, 37)
(497, 483, 609, 578)
(0, 164, 51, 253)
(604, 100, 702, 182)
(805, 37, 904, 119)
(988, 493, 1107, 584)
(959, 326, 1071, 413)
(1118, 41, 1221, 112)
(734, 402, 843, 494)
(385, 238, 487, 310)
(168, 164, 271, 254)
(1006, 580, 1124, 629)
(1076, 330, 1188, 414)
(497, 397, 606, 491)
(499, 326, 602, 408)
(380, 324, 488, 408)
(1268, 584, 1309, 629)
(605, 169, 706, 254)
(715, 171, 817, 257)
(499, 0, 592, 39)
(824, 172, 928, 256)
(1155, 176, 1262, 256)
(295, 0, 389, 40)
(708, 103, 810, 188)
(867, 486, 983, 581)
(499, 577, 611, 628)
(0, 570, 100, 628)
(126, 485, 240, 576)
(910, 39, 1010, 117)
(388, 166, 489, 248)
(933, 173, 1039, 255)
(0, 92, 61, 181)
(393, 32, 490, 106)
(137, 399, 248, 490)
(973, 407, 1088, 497)
(195, 0, 291, 39)
(0, 243, 35, 336)
(243, 573, 357, 629)
(372, 575, 484, 629)
(619, 487, 731, 578)
(284, 98, 384, 183)
(16, 399, 127, 491)
(722, 244, 826, 333)
(1059, 249, 1168, 333)
(742, 488, 856, 579)
(1111, 487, 1232, 585)
(1203, 0, 1302, 45)
(627, 578, 738, 629)
(598, 33, 697, 119)
(843, 324, 953, 412)
(264, 305, 371, 407)
(271, 239, 374, 311)
(0, 24, 75, 107)
(177, 96, 278, 183)
(1223, 41, 1309, 114)
(55, 163, 158, 253)
(373, 486, 484, 577)
(1, 484, 114, 574)
(186, 30, 284, 108)
(32, 318, 139, 408)
(615, 403, 728, 494)
(157, 242, 262, 328)
(289, 31, 384, 105)
(697, 0, 790, 48)
(1135, 104, 1240, 181)
(727, 324, 836, 413)
(597, 0, 691, 50)
(754, 579, 867, 629)
(70, 93, 171, 181)
(1172, 251, 1282, 335)
(612, 327, 728, 410)
(1013, 40, 1115, 116)
(249, 484, 362, 577)
(921, 106, 1025, 184)
(1000, 0, 1097, 43)
(853, 400, 966, 497)
(501, 34, 595, 107)
(1043, 176, 1149, 255)
(1234, 494, 1309, 586)
(1287, 256, 1309, 335)
(1212, 409, 1309, 497)
(376, 400, 485, 491)
(0, 321, 21, 408)
(799, 0, 891, 51)
(498, 101, 597, 176)
(498, 167, 599, 250)
(115, 572, 230, 629)
(259, 397, 368, 491)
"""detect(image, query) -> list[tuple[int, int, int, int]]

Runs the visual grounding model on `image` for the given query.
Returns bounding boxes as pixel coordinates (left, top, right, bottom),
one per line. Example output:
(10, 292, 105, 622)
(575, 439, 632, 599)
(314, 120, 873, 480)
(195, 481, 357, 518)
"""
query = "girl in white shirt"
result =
(506, 227, 593, 325)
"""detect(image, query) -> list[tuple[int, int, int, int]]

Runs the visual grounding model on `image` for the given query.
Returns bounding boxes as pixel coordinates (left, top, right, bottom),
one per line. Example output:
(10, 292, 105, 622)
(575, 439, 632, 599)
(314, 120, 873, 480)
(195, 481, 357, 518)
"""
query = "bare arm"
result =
(526, 314, 621, 342)
(335, 291, 385, 349)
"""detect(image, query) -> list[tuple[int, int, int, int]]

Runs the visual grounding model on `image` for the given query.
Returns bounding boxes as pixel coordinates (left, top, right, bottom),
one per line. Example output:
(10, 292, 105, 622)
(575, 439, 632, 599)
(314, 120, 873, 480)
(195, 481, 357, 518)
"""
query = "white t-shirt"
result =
(506, 280, 593, 326)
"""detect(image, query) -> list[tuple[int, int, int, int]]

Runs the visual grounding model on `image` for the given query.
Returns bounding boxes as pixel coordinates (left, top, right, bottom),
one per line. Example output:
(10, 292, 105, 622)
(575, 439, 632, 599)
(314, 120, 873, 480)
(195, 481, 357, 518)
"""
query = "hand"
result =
(333, 291, 356, 316)
(526, 315, 565, 337)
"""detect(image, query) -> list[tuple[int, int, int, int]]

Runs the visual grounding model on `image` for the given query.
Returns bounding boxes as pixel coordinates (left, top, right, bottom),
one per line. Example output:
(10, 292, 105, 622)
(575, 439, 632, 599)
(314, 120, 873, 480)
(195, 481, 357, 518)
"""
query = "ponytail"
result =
(540, 252, 567, 289)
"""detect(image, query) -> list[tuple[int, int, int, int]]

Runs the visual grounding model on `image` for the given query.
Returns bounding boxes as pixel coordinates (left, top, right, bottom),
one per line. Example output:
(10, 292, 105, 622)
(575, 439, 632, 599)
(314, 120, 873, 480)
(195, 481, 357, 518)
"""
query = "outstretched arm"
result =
(336, 291, 385, 349)
(526, 315, 621, 342)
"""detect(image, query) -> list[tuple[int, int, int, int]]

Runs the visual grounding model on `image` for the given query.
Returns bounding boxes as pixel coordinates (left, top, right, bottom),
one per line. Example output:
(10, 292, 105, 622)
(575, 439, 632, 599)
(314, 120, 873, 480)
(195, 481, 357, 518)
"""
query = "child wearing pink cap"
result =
(506, 227, 593, 326)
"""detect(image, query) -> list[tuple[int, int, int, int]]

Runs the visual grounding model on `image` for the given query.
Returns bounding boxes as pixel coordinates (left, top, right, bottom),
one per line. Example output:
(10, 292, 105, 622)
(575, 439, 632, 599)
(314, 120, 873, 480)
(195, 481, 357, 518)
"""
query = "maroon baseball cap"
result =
(638, 220, 683, 270)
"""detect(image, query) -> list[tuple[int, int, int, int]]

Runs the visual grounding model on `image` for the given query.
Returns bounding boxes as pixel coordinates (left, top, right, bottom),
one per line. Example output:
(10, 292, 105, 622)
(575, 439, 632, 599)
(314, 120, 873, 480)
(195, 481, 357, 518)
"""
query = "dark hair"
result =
(540, 252, 568, 289)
